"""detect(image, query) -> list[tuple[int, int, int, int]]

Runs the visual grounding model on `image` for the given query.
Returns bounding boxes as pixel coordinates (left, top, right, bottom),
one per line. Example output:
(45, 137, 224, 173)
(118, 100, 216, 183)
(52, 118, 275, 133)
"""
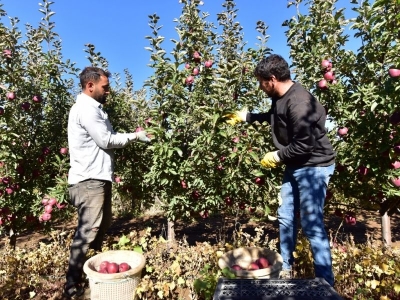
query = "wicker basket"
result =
(218, 247, 283, 279)
(83, 250, 145, 300)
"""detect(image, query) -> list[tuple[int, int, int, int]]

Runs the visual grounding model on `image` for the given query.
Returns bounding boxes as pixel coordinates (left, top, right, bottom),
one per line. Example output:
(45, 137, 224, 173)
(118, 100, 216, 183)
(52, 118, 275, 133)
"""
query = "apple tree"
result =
(0, 0, 78, 244)
(283, 0, 400, 241)
(142, 0, 282, 228)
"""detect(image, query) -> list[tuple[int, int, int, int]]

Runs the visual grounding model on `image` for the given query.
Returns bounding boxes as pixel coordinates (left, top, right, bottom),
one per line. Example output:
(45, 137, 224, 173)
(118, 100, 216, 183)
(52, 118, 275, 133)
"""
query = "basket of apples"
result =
(83, 250, 145, 300)
(218, 247, 283, 279)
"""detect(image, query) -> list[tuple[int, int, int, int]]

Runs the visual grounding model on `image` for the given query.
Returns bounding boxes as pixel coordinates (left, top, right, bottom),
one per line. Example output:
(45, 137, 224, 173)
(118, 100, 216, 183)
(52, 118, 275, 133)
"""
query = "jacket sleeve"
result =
(246, 110, 272, 125)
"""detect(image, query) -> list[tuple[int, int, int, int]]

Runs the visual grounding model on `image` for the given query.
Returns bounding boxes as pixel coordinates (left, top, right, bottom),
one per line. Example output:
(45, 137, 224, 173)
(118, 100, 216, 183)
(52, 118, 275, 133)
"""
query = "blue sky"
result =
(1, 0, 356, 89)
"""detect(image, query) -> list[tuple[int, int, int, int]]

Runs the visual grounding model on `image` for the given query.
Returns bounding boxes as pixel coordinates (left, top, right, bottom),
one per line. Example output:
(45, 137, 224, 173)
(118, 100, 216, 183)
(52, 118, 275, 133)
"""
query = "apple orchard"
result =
(0, 0, 400, 250)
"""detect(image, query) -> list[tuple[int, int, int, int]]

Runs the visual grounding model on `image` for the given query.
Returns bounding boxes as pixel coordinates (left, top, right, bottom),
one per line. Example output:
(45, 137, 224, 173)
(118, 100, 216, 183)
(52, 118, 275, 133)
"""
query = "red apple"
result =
(204, 60, 213, 68)
(41, 213, 51, 221)
(201, 210, 209, 218)
(181, 180, 187, 189)
(345, 214, 356, 225)
(185, 75, 194, 86)
(388, 68, 400, 78)
(48, 198, 57, 206)
(32, 95, 42, 103)
(99, 260, 109, 271)
(255, 257, 270, 269)
(41, 198, 49, 206)
(60, 147, 68, 155)
(0, 107, 4, 115)
(391, 161, 400, 169)
(106, 262, 119, 274)
(248, 262, 260, 270)
(44, 205, 53, 213)
(337, 127, 348, 136)
(3, 49, 12, 58)
(6, 92, 15, 100)
(225, 197, 233, 206)
(56, 202, 66, 209)
(37, 156, 45, 164)
(192, 190, 200, 199)
(119, 262, 131, 273)
(135, 127, 144, 132)
(323, 71, 335, 81)
(231, 264, 242, 271)
(391, 177, 400, 187)
(5, 187, 14, 195)
(192, 68, 199, 76)
(358, 165, 368, 176)
(255, 177, 265, 186)
(185, 63, 190, 69)
(2, 176, 11, 185)
(114, 176, 122, 183)
(232, 136, 239, 143)
(318, 79, 328, 90)
(98, 269, 108, 274)
(238, 202, 246, 210)
(321, 59, 331, 69)
(193, 51, 201, 61)
(42, 146, 51, 155)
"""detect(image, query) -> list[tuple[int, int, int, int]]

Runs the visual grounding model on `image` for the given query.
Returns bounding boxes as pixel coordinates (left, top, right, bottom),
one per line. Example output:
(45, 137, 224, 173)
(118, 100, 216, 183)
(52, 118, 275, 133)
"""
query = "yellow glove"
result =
(224, 108, 248, 126)
(261, 151, 281, 168)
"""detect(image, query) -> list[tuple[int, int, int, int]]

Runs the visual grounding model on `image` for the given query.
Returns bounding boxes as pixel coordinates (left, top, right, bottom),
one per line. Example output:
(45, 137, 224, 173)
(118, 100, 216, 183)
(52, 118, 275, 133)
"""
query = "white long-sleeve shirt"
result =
(67, 93, 136, 184)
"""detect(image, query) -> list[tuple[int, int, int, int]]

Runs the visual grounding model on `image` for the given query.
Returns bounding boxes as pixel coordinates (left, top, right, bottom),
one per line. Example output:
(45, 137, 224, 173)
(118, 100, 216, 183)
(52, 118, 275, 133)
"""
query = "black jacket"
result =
(247, 82, 335, 167)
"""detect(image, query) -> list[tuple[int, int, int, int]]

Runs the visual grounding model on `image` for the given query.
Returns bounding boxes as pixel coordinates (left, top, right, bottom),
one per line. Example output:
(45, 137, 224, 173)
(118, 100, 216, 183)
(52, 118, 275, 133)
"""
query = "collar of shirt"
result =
(76, 93, 102, 109)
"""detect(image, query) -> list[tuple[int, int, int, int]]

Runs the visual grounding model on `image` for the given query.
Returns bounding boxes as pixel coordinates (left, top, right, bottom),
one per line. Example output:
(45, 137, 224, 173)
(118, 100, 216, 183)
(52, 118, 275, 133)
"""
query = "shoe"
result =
(279, 269, 292, 279)
(63, 282, 85, 298)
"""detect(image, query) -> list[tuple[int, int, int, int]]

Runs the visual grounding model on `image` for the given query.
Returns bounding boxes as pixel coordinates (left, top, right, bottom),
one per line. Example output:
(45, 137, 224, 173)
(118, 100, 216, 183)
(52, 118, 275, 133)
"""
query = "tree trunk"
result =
(167, 220, 175, 250)
(381, 212, 391, 247)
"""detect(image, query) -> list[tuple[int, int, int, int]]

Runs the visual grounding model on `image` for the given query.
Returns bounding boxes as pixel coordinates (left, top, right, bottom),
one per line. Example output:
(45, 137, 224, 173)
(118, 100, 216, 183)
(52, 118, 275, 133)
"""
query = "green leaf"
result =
(118, 235, 130, 246)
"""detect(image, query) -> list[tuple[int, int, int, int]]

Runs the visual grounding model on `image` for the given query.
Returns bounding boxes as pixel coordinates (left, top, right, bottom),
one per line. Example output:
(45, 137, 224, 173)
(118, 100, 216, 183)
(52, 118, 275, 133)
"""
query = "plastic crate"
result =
(213, 277, 343, 300)
(83, 250, 145, 300)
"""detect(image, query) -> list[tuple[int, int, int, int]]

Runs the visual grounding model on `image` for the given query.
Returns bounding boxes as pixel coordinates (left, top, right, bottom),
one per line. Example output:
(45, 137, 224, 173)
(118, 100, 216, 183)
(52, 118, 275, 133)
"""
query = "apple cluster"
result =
(318, 59, 337, 90)
(0, 91, 44, 114)
(39, 197, 66, 222)
(231, 256, 270, 271)
(184, 51, 213, 86)
(97, 260, 131, 274)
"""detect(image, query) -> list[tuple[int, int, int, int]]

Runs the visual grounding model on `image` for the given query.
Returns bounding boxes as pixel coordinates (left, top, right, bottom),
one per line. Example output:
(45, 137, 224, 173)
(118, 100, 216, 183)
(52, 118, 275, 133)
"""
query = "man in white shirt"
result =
(64, 67, 150, 298)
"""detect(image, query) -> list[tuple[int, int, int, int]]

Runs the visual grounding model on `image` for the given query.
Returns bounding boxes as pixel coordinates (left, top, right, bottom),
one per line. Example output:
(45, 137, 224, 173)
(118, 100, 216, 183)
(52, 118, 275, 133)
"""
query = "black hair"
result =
(254, 54, 291, 82)
(79, 67, 111, 90)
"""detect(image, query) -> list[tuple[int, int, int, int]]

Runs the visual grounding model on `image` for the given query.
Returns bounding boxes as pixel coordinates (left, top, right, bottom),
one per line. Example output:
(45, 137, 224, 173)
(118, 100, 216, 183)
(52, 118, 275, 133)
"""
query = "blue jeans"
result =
(66, 179, 112, 284)
(278, 164, 335, 286)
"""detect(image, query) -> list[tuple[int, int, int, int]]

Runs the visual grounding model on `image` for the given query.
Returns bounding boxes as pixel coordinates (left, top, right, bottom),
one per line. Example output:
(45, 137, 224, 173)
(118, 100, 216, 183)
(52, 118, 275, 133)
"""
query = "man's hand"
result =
(261, 151, 281, 168)
(134, 130, 151, 143)
(224, 108, 248, 126)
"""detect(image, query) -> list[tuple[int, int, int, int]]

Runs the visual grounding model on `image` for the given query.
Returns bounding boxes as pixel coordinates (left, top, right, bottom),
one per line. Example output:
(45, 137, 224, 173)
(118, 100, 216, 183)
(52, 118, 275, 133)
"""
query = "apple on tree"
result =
(388, 68, 400, 78)
(337, 127, 348, 136)
(60, 147, 68, 155)
(6, 92, 15, 100)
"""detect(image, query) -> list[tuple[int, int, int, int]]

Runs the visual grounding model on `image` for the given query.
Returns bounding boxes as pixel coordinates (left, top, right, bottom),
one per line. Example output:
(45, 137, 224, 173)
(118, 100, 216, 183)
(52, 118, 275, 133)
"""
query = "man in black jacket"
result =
(226, 54, 336, 286)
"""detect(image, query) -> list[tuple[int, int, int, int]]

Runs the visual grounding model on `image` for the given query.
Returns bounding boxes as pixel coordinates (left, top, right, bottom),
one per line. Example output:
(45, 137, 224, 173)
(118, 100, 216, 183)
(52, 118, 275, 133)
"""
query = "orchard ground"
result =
(2, 208, 399, 255)
(0, 208, 399, 299)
